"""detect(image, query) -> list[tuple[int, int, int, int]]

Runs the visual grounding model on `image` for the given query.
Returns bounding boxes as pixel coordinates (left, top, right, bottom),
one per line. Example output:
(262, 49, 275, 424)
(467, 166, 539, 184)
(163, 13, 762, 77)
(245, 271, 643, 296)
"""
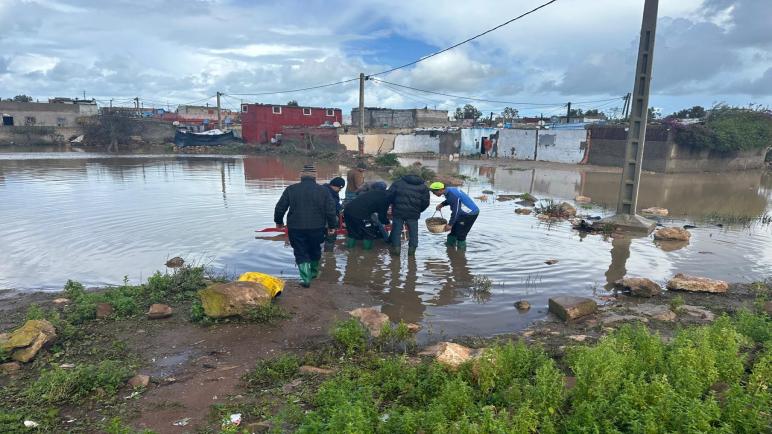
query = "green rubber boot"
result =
(389, 245, 401, 256)
(298, 263, 312, 288)
(310, 260, 320, 279)
(345, 237, 356, 248)
(362, 239, 374, 250)
(457, 240, 467, 251)
(446, 234, 458, 247)
(408, 246, 417, 256)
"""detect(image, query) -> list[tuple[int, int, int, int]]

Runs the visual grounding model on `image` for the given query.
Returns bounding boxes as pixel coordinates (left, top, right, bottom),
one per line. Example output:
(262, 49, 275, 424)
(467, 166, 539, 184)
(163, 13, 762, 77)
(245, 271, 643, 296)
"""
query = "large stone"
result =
(96, 302, 114, 319)
(681, 305, 715, 322)
(419, 342, 482, 369)
(641, 207, 669, 217)
(514, 300, 531, 311)
(600, 313, 649, 325)
(197, 281, 273, 318)
(1, 320, 57, 363)
(147, 303, 173, 319)
(349, 307, 390, 337)
(1, 361, 21, 374)
(666, 273, 728, 294)
(548, 296, 597, 321)
(128, 374, 150, 388)
(653, 227, 691, 241)
(615, 277, 662, 298)
(515, 208, 532, 215)
(628, 303, 677, 322)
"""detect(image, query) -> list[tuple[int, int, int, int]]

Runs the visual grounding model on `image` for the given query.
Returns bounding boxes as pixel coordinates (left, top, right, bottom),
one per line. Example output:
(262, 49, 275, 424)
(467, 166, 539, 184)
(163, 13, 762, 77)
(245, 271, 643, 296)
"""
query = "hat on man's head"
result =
(429, 182, 445, 190)
(330, 177, 345, 188)
(371, 181, 387, 191)
(300, 164, 317, 178)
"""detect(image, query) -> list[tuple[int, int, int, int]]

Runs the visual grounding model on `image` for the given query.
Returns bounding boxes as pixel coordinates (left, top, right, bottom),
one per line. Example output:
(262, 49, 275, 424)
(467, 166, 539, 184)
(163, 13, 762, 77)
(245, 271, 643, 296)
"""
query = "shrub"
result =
(26, 360, 133, 403)
(331, 319, 368, 356)
(243, 354, 300, 390)
(390, 165, 436, 182)
(673, 105, 772, 152)
(244, 303, 290, 324)
(373, 153, 400, 167)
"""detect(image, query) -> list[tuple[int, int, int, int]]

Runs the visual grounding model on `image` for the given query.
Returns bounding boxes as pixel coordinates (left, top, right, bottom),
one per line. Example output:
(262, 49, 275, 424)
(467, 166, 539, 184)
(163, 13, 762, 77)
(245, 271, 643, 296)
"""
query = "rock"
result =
(495, 194, 518, 202)
(514, 300, 531, 311)
(514, 208, 532, 215)
(1, 361, 22, 374)
(128, 374, 150, 388)
(667, 273, 729, 294)
(405, 323, 421, 333)
(653, 227, 691, 241)
(544, 259, 559, 265)
(548, 296, 597, 321)
(197, 281, 273, 318)
(575, 195, 591, 204)
(680, 305, 715, 322)
(628, 303, 677, 322)
(654, 240, 690, 252)
(641, 207, 669, 217)
(1, 320, 57, 363)
(52, 298, 70, 305)
(614, 277, 662, 298)
(569, 335, 589, 342)
(96, 302, 114, 319)
(557, 202, 577, 218)
(600, 313, 649, 325)
(147, 303, 173, 319)
(165, 256, 185, 268)
(419, 342, 482, 369)
(299, 365, 335, 376)
(349, 307, 390, 337)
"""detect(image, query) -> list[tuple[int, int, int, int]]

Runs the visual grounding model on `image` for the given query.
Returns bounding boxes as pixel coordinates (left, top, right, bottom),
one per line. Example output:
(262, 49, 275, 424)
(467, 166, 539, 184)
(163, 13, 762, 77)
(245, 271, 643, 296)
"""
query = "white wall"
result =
(498, 129, 537, 160)
(536, 129, 588, 164)
(392, 134, 439, 154)
(460, 128, 496, 155)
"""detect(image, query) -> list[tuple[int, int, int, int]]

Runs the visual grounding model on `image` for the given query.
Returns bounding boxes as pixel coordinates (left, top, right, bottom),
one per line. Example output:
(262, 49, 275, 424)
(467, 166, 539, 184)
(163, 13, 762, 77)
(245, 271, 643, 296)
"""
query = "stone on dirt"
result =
(419, 342, 482, 369)
(628, 303, 677, 322)
(558, 202, 577, 218)
(515, 208, 532, 215)
(653, 227, 691, 241)
(575, 195, 591, 204)
(128, 374, 150, 388)
(680, 305, 716, 322)
(147, 303, 173, 319)
(641, 207, 669, 217)
(165, 256, 185, 268)
(299, 365, 335, 376)
(348, 307, 390, 337)
(96, 302, 114, 319)
(197, 281, 273, 318)
(666, 273, 728, 293)
(514, 300, 531, 311)
(548, 296, 597, 321)
(614, 277, 662, 298)
(0, 319, 57, 363)
(406, 323, 421, 333)
(600, 313, 649, 325)
(1, 361, 22, 374)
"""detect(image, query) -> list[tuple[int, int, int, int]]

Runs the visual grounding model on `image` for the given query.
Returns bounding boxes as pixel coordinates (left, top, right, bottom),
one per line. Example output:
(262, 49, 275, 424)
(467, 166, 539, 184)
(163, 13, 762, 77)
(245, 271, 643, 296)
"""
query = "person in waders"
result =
(343, 182, 390, 250)
(430, 182, 479, 251)
(274, 164, 338, 287)
(387, 171, 430, 256)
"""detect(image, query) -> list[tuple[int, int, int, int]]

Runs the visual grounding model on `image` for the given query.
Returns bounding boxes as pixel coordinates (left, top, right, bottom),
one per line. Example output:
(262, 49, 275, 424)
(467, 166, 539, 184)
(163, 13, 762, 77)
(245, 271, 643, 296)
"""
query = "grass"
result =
(701, 212, 771, 228)
(250, 314, 771, 433)
(25, 360, 134, 404)
(471, 275, 493, 294)
(243, 354, 301, 390)
(331, 318, 368, 356)
(669, 294, 685, 313)
(189, 299, 290, 325)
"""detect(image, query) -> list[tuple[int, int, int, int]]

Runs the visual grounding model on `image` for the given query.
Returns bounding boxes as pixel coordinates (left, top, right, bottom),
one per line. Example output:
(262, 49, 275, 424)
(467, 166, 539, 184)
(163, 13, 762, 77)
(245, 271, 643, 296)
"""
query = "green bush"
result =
(390, 165, 436, 182)
(25, 360, 133, 403)
(331, 319, 368, 356)
(373, 153, 400, 167)
(674, 105, 772, 152)
(243, 354, 300, 390)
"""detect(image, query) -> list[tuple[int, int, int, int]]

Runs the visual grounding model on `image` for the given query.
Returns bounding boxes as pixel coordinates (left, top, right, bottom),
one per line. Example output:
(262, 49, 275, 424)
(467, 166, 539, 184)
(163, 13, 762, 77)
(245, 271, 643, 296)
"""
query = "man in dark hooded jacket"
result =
(387, 172, 430, 256)
(344, 181, 390, 250)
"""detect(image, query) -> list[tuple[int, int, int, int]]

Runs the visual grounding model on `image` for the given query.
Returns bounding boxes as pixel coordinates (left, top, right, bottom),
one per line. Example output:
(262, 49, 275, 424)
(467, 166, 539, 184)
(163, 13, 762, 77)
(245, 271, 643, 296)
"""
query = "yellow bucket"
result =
(237, 272, 285, 298)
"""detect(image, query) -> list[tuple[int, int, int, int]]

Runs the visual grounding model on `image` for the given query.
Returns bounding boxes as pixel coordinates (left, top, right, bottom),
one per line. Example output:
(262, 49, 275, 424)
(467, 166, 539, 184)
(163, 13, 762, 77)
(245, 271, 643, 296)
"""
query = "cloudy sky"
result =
(0, 0, 770, 118)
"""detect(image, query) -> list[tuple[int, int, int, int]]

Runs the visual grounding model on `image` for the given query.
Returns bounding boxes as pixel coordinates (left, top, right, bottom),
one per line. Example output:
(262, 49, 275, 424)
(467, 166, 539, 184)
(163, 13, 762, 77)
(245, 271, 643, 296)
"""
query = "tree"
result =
(12, 94, 33, 102)
(454, 107, 464, 121)
(568, 108, 584, 118)
(502, 107, 519, 121)
(461, 104, 482, 120)
(671, 105, 706, 119)
(287, 100, 299, 107)
(647, 107, 661, 120)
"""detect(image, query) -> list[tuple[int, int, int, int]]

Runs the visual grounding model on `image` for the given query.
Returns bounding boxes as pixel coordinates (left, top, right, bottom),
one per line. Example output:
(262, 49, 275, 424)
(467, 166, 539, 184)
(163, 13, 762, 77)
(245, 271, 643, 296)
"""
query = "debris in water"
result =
(514, 300, 531, 311)
(545, 259, 559, 265)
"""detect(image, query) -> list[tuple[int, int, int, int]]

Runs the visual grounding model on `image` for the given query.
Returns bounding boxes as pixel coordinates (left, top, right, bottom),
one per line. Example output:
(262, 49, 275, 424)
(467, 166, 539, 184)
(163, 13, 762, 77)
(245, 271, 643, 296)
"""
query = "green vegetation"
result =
(243, 314, 770, 432)
(25, 360, 134, 404)
(331, 318, 368, 356)
(373, 153, 400, 167)
(669, 294, 685, 313)
(673, 105, 772, 152)
(390, 164, 436, 182)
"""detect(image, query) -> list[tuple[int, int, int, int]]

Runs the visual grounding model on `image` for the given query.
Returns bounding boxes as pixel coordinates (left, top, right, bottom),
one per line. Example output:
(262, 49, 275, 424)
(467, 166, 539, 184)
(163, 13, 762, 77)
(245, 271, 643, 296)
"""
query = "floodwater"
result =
(1, 152, 770, 340)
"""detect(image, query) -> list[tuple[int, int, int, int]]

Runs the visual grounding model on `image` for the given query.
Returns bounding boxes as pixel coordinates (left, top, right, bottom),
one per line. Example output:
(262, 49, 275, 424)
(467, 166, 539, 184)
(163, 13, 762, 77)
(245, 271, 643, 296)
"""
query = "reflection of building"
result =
(242, 157, 341, 183)
(0, 100, 97, 127)
(241, 103, 342, 144)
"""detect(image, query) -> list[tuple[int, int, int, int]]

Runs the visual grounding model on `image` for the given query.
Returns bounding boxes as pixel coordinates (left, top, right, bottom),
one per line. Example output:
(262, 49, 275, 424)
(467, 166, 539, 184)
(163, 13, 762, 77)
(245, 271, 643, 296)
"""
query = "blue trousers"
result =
(389, 218, 419, 249)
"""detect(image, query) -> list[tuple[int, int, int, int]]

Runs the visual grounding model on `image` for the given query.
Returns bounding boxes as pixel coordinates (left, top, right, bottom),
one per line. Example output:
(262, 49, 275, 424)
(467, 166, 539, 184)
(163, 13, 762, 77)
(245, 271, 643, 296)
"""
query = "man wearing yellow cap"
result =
(429, 182, 480, 251)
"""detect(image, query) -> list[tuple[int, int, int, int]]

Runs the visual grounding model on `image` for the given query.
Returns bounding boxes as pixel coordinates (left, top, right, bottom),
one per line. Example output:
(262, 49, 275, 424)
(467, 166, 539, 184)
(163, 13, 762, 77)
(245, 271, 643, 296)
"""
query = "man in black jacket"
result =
(274, 164, 338, 287)
(343, 182, 390, 250)
(387, 172, 430, 256)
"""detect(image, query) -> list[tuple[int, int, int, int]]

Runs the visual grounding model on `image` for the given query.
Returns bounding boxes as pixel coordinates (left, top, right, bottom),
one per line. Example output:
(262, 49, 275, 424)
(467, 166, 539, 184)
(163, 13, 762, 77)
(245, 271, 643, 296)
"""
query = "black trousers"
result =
(287, 228, 325, 264)
(344, 210, 379, 240)
(450, 213, 478, 241)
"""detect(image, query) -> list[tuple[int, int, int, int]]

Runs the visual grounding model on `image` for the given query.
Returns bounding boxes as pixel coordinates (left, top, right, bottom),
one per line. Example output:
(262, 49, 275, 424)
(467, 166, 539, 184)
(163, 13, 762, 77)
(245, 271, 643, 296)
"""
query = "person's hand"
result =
(443, 224, 451, 232)
(435, 203, 444, 211)
(327, 228, 336, 236)
(276, 223, 285, 229)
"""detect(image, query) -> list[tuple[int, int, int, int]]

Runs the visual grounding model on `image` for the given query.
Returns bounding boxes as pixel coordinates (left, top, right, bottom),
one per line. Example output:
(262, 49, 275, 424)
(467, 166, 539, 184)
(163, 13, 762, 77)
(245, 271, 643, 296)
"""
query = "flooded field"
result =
(1, 152, 770, 339)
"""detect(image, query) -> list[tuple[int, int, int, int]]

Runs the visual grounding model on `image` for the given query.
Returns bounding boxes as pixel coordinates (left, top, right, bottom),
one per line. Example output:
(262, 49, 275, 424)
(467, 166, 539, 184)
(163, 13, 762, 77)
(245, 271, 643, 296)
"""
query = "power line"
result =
(225, 78, 359, 97)
(368, 0, 559, 77)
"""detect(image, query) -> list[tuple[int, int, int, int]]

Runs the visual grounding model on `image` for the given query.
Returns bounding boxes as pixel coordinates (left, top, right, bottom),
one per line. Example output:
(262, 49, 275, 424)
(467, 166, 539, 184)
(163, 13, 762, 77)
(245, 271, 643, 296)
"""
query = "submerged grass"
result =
(243, 313, 771, 433)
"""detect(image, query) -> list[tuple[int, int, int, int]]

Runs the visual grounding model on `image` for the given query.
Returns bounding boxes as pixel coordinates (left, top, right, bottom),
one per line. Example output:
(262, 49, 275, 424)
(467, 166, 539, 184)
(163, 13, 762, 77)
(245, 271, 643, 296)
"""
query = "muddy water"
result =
(1, 153, 770, 340)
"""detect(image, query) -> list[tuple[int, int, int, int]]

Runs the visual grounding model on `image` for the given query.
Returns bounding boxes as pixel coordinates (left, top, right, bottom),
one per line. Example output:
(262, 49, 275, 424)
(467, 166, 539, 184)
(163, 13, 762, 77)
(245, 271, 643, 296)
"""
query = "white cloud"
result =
(210, 44, 315, 58)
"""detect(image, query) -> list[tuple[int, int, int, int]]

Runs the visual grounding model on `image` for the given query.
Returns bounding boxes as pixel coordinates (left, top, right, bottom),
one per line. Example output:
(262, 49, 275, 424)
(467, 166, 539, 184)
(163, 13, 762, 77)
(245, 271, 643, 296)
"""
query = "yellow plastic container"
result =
(237, 272, 285, 298)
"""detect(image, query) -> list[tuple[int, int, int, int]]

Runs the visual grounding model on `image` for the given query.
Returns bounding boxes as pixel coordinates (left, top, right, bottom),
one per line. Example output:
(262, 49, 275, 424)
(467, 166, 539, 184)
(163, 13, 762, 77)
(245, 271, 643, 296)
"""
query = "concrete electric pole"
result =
(601, 0, 658, 232)
(216, 92, 223, 130)
(566, 102, 572, 124)
(358, 73, 366, 156)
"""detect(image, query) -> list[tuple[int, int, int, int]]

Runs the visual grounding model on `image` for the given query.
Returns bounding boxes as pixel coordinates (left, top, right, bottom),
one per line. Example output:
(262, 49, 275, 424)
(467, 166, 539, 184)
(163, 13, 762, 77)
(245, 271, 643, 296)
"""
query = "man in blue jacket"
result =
(430, 182, 480, 251)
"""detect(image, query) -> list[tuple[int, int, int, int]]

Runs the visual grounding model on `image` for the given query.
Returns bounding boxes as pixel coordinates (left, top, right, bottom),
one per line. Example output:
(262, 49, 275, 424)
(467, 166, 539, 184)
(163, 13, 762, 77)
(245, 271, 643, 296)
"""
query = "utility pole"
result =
(83, 90, 86, 100)
(358, 73, 366, 156)
(216, 91, 223, 130)
(109, 99, 113, 110)
(134, 97, 140, 117)
(600, 0, 658, 232)
(566, 102, 572, 124)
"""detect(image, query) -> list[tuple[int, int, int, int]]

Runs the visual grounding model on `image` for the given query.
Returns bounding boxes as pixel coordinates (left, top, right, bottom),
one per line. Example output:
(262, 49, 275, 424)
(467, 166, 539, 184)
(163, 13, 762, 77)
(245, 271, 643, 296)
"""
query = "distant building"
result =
(351, 108, 450, 129)
(176, 105, 232, 122)
(0, 100, 97, 127)
(240, 103, 342, 144)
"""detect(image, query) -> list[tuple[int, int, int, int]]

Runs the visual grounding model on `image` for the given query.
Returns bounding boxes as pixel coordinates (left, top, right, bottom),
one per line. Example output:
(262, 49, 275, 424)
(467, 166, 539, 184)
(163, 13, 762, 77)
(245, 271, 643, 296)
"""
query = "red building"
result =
(240, 103, 342, 144)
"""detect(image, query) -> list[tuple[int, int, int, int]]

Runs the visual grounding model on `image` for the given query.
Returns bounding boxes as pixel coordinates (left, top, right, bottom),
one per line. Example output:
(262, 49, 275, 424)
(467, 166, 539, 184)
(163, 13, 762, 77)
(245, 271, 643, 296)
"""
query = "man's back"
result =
(275, 178, 337, 230)
(389, 174, 430, 220)
(345, 190, 390, 222)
